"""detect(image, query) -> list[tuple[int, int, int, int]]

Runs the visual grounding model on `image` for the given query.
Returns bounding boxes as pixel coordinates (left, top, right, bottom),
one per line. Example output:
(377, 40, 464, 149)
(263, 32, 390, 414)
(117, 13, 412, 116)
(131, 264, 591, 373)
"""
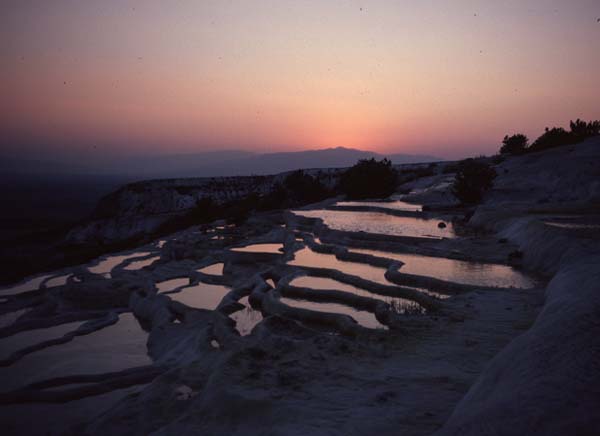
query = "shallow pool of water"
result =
(0, 309, 29, 329)
(169, 283, 231, 310)
(231, 243, 283, 254)
(0, 275, 52, 297)
(88, 252, 152, 276)
(229, 296, 262, 335)
(197, 263, 224, 275)
(156, 278, 189, 293)
(0, 321, 83, 361)
(350, 248, 536, 288)
(288, 247, 390, 285)
(335, 199, 422, 212)
(289, 276, 423, 313)
(45, 274, 71, 288)
(124, 256, 160, 271)
(0, 314, 150, 391)
(280, 297, 386, 330)
(293, 210, 454, 238)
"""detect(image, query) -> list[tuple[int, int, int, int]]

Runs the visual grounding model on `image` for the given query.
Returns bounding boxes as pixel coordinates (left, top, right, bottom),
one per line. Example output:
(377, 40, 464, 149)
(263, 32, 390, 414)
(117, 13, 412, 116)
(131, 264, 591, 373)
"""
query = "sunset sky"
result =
(1, 0, 599, 162)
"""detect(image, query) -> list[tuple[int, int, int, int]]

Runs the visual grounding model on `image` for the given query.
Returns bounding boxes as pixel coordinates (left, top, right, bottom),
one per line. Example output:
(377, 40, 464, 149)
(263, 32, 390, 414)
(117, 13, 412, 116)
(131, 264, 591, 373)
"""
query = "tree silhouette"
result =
(500, 134, 528, 155)
(340, 158, 398, 199)
(452, 159, 496, 204)
(529, 119, 600, 152)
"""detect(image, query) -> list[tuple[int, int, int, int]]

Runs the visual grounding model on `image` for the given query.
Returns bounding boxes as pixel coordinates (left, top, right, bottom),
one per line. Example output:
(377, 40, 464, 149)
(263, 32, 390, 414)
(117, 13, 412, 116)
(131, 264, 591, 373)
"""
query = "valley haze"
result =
(1, 147, 441, 178)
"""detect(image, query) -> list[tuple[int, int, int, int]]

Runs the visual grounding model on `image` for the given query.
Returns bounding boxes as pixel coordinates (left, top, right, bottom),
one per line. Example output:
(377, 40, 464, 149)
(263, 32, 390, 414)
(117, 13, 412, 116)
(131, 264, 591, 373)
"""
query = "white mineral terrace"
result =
(2, 139, 598, 434)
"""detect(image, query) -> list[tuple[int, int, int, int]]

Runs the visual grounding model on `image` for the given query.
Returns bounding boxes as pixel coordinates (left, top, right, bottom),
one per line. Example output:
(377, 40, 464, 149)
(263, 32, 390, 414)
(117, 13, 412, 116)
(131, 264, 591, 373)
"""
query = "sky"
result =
(1, 0, 599, 162)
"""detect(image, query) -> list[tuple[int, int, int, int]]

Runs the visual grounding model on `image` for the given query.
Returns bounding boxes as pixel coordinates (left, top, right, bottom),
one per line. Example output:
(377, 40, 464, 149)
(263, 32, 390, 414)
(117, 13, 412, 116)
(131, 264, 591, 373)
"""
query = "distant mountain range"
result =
(1, 147, 442, 179)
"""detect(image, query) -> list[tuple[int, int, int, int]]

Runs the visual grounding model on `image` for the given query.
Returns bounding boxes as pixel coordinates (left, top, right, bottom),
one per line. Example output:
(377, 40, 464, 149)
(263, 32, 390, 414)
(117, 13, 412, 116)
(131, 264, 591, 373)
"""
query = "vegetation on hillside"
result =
(499, 119, 599, 155)
(160, 170, 332, 230)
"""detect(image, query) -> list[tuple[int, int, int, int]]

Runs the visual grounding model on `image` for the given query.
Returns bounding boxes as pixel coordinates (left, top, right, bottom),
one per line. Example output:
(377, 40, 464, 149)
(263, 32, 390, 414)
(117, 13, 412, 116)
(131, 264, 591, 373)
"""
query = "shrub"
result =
(492, 154, 505, 165)
(397, 166, 435, 184)
(339, 158, 398, 199)
(452, 159, 497, 204)
(500, 134, 528, 155)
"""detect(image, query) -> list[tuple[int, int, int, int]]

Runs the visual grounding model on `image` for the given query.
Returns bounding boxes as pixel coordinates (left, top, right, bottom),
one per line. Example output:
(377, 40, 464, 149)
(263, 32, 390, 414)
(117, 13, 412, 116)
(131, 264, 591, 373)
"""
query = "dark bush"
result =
(442, 162, 460, 174)
(397, 166, 435, 184)
(500, 134, 528, 155)
(452, 159, 497, 204)
(283, 170, 330, 204)
(492, 154, 505, 165)
(340, 158, 398, 199)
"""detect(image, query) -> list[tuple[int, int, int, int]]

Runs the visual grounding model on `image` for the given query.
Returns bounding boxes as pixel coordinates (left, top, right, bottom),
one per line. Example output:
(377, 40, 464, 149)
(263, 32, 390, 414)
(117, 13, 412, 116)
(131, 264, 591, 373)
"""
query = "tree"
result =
(529, 127, 572, 152)
(340, 158, 398, 199)
(500, 134, 528, 155)
(452, 159, 496, 204)
(529, 119, 600, 152)
(569, 119, 600, 142)
(283, 170, 329, 204)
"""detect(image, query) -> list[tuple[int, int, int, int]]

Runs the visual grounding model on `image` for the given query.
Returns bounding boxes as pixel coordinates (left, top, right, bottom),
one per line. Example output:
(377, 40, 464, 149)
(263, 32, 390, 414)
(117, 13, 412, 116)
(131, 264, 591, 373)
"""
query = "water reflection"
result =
(231, 243, 283, 253)
(88, 252, 152, 276)
(45, 274, 71, 288)
(0, 314, 150, 391)
(293, 210, 454, 238)
(230, 296, 262, 335)
(124, 256, 160, 271)
(0, 273, 74, 297)
(0, 309, 28, 329)
(156, 278, 189, 293)
(0, 275, 52, 297)
(280, 298, 386, 330)
(288, 247, 390, 285)
(0, 321, 83, 361)
(335, 199, 422, 212)
(169, 283, 231, 310)
(197, 263, 224, 275)
(351, 248, 536, 288)
(289, 276, 422, 312)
